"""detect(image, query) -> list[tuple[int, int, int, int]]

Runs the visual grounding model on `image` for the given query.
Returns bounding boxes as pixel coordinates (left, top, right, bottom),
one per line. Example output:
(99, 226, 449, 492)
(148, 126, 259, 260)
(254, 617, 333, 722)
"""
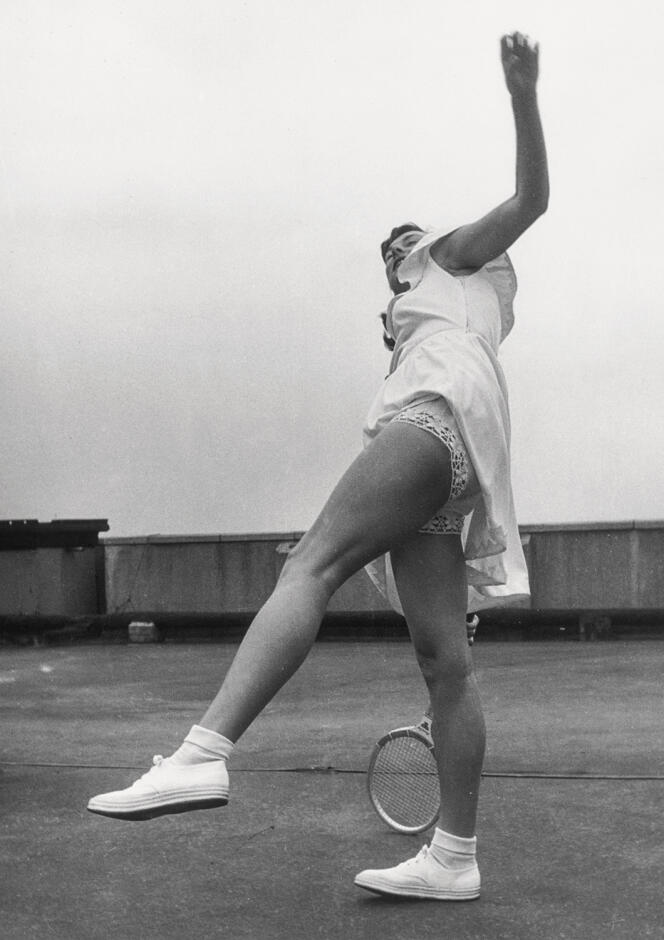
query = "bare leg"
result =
(391, 533, 486, 837)
(200, 420, 454, 741)
(87, 420, 476, 833)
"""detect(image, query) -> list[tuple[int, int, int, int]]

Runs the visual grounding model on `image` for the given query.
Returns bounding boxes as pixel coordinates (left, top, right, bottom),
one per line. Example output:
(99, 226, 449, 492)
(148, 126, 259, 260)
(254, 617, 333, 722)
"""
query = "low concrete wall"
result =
(527, 522, 664, 609)
(0, 547, 104, 616)
(104, 534, 292, 615)
(4, 521, 662, 619)
(103, 521, 664, 616)
(0, 519, 108, 617)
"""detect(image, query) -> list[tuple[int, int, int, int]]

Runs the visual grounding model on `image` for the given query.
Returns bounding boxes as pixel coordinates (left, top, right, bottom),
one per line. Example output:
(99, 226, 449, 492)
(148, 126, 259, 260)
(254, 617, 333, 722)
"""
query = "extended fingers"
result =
(501, 31, 538, 57)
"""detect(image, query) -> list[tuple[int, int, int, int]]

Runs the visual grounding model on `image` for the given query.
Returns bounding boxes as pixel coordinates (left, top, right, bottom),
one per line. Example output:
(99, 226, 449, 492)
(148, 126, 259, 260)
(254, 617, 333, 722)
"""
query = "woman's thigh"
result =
(391, 532, 470, 667)
(288, 419, 453, 587)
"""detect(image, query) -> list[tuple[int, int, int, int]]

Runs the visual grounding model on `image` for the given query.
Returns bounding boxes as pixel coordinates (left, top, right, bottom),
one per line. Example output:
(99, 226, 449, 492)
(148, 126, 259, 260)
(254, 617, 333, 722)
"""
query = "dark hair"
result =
(380, 223, 424, 261)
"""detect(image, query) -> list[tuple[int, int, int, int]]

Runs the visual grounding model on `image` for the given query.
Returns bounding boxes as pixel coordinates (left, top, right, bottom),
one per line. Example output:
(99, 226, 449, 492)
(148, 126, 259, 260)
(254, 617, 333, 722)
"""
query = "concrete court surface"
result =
(1, 639, 662, 940)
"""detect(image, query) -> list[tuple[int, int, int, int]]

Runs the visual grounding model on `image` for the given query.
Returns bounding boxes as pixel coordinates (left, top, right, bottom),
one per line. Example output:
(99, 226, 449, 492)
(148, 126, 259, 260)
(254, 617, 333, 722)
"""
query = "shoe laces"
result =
(137, 754, 164, 783)
(401, 846, 431, 870)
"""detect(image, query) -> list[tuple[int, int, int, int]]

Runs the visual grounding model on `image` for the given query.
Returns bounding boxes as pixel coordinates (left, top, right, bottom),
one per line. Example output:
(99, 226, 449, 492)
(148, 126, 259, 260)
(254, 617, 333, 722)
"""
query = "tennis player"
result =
(89, 32, 548, 901)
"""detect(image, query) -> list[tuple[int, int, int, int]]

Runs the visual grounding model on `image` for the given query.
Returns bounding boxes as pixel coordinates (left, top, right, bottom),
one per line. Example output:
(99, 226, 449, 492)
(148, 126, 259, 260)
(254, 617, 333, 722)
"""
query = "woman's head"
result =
(381, 223, 425, 294)
(380, 223, 424, 262)
(378, 223, 426, 350)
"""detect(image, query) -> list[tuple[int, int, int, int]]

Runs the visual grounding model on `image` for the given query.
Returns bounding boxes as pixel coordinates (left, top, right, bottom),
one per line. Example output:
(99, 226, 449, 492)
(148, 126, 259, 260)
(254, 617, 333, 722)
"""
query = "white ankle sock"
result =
(430, 827, 477, 869)
(170, 725, 234, 766)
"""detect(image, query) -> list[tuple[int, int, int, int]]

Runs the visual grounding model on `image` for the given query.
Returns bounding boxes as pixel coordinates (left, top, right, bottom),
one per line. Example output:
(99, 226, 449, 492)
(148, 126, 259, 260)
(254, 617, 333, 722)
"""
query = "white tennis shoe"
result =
(354, 845, 480, 900)
(87, 755, 229, 821)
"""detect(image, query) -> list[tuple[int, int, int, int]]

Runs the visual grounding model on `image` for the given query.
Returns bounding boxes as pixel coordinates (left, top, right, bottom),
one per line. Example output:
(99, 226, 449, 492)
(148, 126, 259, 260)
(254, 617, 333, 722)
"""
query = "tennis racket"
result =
(366, 615, 479, 834)
(367, 712, 438, 834)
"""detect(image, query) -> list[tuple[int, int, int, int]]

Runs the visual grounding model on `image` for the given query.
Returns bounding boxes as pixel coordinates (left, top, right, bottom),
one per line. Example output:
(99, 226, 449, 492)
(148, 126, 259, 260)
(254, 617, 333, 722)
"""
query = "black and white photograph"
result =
(1, 2, 662, 938)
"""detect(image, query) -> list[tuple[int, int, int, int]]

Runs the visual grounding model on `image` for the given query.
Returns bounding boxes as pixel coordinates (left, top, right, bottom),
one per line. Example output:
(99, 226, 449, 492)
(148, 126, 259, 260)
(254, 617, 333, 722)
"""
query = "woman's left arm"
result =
(432, 32, 549, 274)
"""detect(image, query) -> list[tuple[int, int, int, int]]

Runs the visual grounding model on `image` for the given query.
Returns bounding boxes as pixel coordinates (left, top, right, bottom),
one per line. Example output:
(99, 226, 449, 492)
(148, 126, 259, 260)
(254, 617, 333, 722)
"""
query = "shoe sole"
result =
(354, 877, 479, 901)
(87, 795, 228, 821)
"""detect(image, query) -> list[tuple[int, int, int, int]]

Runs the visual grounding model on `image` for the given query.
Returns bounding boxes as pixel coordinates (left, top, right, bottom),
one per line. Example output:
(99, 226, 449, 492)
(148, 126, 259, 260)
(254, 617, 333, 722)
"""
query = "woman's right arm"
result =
(431, 33, 549, 274)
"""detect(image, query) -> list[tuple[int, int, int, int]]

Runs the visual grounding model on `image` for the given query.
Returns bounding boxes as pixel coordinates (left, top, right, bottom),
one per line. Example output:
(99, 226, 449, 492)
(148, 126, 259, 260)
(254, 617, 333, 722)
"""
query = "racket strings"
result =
(370, 734, 439, 829)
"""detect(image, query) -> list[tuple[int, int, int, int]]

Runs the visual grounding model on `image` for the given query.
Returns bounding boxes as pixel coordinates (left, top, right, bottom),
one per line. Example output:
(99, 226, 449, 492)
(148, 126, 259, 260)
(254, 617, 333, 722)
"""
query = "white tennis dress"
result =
(363, 228, 530, 614)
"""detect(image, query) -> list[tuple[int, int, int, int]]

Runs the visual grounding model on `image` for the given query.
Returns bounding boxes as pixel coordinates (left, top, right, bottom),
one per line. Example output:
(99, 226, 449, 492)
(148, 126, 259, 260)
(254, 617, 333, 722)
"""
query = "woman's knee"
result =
(278, 538, 347, 599)
(414, 641, 473, 692)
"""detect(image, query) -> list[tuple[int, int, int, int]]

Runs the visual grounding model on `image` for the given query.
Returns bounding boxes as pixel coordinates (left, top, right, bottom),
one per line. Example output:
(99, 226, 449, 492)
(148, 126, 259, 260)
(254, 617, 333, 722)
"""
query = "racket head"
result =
(367, 723, 439, 834)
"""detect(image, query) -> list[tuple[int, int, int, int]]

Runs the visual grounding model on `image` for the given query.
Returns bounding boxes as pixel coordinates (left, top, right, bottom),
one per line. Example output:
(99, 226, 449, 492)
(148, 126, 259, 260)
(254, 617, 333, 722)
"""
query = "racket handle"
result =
(466, 614, 479, 645)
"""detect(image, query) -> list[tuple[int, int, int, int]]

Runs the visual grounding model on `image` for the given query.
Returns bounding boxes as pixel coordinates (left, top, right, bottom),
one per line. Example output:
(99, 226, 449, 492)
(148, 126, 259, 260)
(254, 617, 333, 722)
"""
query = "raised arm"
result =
(431, 32, 549, 275)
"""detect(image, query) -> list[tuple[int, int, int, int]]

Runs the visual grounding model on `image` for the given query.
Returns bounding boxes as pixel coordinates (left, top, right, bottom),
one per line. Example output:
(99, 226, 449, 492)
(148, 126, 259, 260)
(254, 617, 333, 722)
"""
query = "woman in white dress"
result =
(88, 32, 548, 901)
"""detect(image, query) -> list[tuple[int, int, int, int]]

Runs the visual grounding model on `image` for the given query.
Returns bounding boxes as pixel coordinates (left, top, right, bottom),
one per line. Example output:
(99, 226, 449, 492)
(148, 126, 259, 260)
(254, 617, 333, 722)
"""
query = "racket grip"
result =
(466, 614, 479, 645)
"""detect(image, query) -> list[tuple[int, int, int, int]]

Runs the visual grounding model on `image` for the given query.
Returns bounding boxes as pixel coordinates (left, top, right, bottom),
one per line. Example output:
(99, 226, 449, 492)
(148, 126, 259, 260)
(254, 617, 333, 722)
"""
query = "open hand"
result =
(501, 32, 539, 97)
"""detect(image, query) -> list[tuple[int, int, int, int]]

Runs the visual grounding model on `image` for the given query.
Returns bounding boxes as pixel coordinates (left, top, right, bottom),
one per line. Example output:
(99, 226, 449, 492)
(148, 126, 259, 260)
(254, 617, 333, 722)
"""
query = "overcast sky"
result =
(2, 0, 663, 537)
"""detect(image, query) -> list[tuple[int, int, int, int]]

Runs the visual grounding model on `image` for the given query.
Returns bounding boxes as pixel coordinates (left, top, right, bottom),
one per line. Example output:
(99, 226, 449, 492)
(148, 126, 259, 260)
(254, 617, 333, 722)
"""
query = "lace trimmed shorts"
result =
(393, 398, 481, 535)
